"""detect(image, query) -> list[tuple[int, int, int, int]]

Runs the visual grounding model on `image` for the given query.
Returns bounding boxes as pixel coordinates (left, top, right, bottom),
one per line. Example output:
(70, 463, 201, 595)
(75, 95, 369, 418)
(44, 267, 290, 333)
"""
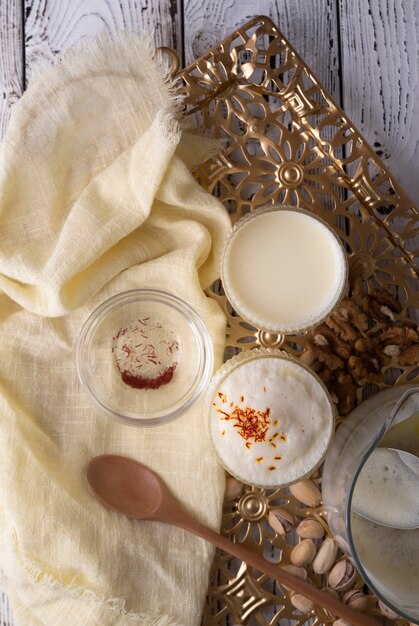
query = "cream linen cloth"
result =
(0, 34, 231, 625)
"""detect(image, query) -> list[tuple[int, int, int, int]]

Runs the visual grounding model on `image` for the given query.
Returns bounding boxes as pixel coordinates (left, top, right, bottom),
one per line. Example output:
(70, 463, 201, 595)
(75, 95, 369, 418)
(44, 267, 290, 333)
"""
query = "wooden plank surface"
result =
(24, 0, 183, 73)
(0, 0, 23, 141)
(339, 0, 419, 203)
(0, 1, 418, 624)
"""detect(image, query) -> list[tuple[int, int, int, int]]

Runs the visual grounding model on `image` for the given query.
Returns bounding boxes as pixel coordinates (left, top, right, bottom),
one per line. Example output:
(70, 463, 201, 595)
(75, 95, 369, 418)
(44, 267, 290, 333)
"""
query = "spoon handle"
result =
(172, 515, 379, 626)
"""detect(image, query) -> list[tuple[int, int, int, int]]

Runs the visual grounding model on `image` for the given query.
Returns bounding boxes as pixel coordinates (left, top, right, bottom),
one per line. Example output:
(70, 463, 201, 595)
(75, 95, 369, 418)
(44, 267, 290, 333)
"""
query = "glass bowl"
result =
(77, 289, 214, 426)
(206, 348, 335, 488)
(221, 205, 348, 334)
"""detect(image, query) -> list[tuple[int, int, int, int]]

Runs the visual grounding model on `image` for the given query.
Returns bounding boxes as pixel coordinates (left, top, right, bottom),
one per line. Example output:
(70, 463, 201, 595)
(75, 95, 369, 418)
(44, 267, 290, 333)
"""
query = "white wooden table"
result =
(0, 1, 418, 623)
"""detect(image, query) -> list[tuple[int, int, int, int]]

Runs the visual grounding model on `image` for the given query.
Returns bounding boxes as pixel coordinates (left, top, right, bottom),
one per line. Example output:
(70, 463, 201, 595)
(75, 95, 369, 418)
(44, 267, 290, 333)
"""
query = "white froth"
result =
(209, 355, 334, 487)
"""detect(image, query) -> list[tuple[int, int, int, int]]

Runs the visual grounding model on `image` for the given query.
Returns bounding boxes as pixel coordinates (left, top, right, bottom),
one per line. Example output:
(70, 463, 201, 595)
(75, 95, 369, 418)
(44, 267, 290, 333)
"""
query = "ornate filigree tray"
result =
(171, 16, 418, 626)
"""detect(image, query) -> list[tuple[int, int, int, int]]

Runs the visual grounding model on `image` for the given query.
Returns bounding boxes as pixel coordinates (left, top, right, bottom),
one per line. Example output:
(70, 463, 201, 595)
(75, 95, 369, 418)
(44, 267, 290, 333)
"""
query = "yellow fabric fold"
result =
(0, 33, 231, 625)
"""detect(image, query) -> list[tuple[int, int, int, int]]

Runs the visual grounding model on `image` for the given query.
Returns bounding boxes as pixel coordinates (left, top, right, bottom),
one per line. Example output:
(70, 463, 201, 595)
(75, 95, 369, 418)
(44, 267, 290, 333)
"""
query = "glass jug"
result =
(322, 385, 419, 623)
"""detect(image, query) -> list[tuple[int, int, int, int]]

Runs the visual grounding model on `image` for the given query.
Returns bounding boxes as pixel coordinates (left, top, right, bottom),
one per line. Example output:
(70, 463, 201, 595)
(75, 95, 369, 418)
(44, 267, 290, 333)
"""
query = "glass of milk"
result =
(221, 205, 348, 335)
(322, 386, 419, 622)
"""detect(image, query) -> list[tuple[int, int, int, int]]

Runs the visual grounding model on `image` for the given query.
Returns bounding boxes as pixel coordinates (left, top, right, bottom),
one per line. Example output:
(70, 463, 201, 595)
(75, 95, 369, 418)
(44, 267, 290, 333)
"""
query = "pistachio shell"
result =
(343, 590, 368, 612)
(335, 534, 350, 554)
(290, 592, 314, 612)
(333, 619, 353, 626)
(268, 507, 294, 535)
(224, 476, 243, 501)
(321, 587, 339, 619)
(378, 600, 400, 620)
(290, 539, 317, 567)
(328, 559, 356, 591)
(312, 538, 338, 574)
(296, 518, 325, 539)
(289, 479, 322, 507)
(281, 564, 307, 580)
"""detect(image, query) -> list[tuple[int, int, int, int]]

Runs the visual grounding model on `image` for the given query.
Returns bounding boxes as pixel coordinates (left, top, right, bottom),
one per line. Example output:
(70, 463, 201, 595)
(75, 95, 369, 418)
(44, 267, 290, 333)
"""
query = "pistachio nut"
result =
(290, 592, 314, 613)
(378, 600, 400, 620)
(224, 476, 243, 501)
(289, 479, 322, 507)
(383, 344, 401, 357)
(321, 587, 339, 619)
(336, 534, 350, 554)
(328, 558, 356, 592)
(281, 564, 307, 580)
(343, 590, 368, 612)
(268, 507, 294, 535)
(296, 518, 325, 539)
(312, 538, 338, 574)
(290, 539, 317, 567)
(333, 619, 352, 626)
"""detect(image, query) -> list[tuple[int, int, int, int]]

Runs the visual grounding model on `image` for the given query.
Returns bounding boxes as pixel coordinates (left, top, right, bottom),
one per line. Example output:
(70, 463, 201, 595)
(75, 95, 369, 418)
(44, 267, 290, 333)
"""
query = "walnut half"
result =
(301, 284, 417, 416)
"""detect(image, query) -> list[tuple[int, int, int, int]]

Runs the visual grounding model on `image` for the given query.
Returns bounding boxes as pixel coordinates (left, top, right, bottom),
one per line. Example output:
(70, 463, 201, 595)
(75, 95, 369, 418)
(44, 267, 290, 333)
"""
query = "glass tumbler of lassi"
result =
(322, 386, 419, 623)
(221, 206, 348, 335)
(207, 348, 335, 489)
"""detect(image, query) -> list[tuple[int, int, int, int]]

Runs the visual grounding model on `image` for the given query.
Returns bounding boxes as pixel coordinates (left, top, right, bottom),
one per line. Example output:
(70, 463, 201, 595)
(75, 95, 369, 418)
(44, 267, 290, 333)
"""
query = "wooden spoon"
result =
(87, 455, 380, 626)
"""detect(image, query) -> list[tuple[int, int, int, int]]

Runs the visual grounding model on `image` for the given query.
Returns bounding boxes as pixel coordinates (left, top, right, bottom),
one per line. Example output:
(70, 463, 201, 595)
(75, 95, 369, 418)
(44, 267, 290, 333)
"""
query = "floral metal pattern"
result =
(172, 16, 418, 626)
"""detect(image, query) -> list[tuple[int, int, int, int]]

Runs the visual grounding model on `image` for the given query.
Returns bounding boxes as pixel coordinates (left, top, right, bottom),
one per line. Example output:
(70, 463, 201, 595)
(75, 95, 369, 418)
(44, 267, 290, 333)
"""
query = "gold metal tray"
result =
(171, 16, 418, 625)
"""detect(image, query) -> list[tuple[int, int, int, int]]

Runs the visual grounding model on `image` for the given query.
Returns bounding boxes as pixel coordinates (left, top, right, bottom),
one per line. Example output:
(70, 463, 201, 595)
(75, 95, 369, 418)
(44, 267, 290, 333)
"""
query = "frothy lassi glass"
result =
(207, 348, 335, 488)
(323, 386, 419, 623)
(221, 206, 348, 334)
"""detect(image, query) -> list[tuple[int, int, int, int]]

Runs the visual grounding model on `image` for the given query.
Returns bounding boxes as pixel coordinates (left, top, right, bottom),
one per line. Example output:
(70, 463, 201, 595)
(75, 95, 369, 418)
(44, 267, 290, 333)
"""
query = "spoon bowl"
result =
(87, 454, 381, 626)
(87, 455, 164, 519)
